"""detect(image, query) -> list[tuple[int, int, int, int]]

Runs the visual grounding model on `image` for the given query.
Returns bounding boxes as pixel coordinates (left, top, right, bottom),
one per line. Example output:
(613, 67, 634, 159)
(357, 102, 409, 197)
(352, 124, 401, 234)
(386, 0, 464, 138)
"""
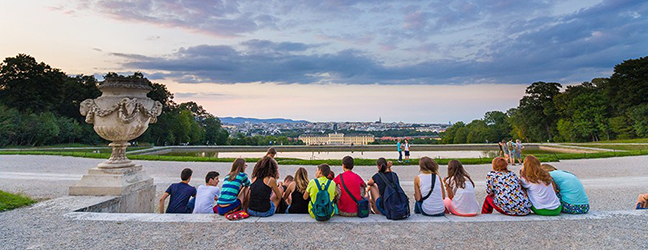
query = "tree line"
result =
(442, 56, 648, 143)
(0, 54, 231, 147)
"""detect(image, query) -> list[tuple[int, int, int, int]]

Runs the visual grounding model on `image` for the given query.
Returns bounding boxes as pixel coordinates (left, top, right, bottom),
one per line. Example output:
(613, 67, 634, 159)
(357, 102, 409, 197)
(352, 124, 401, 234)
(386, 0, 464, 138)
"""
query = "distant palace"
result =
(298, 133, 375, 145)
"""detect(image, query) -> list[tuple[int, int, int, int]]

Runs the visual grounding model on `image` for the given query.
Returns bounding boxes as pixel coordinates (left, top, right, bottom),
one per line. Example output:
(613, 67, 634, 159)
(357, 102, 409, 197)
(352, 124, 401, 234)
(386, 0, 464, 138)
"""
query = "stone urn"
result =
(69, 76, 162, 213)
(79, 77, 162, 169)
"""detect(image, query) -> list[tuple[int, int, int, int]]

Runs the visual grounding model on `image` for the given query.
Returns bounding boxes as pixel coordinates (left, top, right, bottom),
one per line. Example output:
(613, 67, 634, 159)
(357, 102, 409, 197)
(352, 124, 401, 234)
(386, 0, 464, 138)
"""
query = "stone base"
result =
(69, 165, 155, 213)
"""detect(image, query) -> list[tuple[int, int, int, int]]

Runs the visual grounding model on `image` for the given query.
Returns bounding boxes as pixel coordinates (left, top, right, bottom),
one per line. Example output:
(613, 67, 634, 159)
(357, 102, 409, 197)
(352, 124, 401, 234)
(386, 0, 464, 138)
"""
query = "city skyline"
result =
(1, 0, 647, 123)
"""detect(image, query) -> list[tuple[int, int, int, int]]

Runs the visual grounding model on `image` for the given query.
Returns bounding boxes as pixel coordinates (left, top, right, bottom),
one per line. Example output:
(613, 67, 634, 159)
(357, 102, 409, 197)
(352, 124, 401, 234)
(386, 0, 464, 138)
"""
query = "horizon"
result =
(2, 0, 647, 123)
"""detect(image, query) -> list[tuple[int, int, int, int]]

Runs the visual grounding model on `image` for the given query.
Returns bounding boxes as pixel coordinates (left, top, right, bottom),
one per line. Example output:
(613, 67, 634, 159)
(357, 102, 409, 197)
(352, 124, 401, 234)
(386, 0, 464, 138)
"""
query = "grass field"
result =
(0, 190, 36, 212)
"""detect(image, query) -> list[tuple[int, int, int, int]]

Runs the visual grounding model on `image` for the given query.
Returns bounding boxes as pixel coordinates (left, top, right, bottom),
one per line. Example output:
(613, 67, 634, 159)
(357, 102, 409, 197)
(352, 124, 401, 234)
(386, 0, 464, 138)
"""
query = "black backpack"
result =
(378, 172, 410, 220)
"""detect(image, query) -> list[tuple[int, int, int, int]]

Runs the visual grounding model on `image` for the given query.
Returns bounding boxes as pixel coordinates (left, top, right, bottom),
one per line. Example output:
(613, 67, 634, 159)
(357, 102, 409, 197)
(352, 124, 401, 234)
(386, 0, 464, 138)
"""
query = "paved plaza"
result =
(1, 155, 647, 249)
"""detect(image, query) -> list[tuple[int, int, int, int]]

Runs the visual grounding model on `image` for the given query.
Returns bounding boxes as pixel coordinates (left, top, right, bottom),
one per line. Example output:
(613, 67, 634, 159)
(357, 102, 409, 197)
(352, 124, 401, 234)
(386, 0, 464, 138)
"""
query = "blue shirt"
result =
(549, 170, 589, 205)
(397, 142, 402, 152)
(165, 182, 196, 213)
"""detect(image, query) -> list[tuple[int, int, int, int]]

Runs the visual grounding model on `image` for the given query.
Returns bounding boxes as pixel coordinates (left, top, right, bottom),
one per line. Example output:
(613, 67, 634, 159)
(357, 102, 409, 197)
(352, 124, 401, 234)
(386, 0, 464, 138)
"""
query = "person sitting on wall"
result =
(192, 171, 221, 214)
(159, 168, 196, 214)
(637, 194, 648, 209)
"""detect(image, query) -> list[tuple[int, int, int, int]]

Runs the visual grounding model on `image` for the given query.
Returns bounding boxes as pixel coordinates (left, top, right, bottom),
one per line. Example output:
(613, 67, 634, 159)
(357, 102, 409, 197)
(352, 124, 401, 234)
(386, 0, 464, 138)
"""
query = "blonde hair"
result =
(521, 155, 552, 185)
(294, 167, 308, 193)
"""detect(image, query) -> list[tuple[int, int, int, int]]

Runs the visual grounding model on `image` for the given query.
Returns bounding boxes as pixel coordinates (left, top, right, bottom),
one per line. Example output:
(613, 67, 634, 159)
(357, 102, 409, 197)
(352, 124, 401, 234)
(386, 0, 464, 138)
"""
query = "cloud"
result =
(97, 0, 648, 85)
(64, 0, 259, 36)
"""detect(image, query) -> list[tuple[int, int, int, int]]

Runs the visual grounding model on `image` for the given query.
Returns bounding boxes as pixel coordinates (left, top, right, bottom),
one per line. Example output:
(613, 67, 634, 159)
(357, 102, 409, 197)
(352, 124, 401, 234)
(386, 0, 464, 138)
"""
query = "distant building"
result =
(298, 133, 375, 145)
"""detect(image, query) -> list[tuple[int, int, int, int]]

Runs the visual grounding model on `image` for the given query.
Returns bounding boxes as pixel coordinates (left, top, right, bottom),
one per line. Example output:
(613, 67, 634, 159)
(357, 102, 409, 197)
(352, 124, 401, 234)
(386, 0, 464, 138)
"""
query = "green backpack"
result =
(311, 179, 334, 221)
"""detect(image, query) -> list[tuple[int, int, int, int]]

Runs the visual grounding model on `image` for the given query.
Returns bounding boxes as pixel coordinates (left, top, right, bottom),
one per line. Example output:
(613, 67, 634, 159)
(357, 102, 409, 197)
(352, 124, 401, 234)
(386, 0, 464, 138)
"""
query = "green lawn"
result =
(2, 148, 647, 166)
(0, 190, 36, 212)
(589, 138, 648, 143)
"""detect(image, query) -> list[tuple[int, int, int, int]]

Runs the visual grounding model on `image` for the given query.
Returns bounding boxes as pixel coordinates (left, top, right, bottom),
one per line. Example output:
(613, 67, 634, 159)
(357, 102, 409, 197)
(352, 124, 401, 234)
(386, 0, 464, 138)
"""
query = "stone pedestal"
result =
(69, 165, 155, 213)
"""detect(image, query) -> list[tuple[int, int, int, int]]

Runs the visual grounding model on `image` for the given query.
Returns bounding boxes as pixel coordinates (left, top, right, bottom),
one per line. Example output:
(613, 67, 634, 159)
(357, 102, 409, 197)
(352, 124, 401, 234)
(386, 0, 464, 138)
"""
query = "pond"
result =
(163, 150, 502, 160)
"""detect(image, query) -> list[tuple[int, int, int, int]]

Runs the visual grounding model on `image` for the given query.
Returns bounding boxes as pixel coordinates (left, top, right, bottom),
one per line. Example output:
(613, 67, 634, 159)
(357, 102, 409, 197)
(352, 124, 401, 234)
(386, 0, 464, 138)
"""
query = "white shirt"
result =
(521, 178, 561, 210)
(404, 143, 410, 151)
(419, 173, 444, 215)
(193, 185, 221, 214)
(448, 179, 480, 215)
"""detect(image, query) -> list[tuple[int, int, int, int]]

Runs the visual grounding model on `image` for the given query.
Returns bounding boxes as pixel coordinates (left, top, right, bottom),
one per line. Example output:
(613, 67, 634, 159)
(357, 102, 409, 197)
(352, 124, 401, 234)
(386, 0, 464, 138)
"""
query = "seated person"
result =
(541, 164, 589, 214)
(248, 156, 283, 217)
(333, 156, 367, 217)
(216, 158, 251, 215)
(304, 164, 337, 219)
(482, 157, 531, 216)
(283, 168, 310, 214)
(367, 158, 401, 215)
(414, 157, 445, 216)
(637, 194, 648, 209)
(159, 168, 196, 214)
(193, 171, 221, 214)
(443, 160, 479, 216)
(276, 175, 293, 214)
(520, 156, 561, 216)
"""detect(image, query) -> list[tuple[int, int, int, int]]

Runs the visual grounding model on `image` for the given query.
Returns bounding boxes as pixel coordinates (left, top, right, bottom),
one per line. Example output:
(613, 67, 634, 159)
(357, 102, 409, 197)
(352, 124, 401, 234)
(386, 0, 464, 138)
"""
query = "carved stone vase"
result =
(69, 76, 162, 213)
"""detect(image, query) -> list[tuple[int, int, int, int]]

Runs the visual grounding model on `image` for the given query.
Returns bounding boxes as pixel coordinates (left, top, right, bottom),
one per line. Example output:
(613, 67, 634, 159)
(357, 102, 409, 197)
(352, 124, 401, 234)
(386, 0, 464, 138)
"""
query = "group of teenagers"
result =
(160, 147, 596, 220)
(498, 139, 524, 165)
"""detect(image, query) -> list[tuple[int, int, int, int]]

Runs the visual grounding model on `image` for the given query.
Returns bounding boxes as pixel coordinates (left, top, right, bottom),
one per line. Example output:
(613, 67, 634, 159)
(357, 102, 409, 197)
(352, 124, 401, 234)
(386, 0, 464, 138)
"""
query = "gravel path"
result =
(1, 155, 647, 249)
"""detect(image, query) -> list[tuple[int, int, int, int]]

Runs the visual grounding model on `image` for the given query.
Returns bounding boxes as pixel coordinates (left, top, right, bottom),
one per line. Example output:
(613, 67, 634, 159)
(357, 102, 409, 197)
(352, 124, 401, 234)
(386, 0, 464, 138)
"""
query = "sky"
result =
(1, 0, 647, 123)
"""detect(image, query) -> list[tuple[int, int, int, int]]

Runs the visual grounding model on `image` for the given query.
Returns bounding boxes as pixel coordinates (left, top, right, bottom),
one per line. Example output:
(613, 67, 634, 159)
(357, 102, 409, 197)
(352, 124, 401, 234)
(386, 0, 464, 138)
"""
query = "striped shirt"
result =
(216, 172, 251, 205)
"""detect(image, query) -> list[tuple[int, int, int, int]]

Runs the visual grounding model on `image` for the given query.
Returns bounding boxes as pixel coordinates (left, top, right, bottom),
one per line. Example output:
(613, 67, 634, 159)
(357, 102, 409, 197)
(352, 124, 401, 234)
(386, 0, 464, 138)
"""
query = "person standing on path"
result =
(515, 139, 524, 165)
(404, 139, 411, 163)
(507, 139, 516, 165)
(397, 139, 403, 163)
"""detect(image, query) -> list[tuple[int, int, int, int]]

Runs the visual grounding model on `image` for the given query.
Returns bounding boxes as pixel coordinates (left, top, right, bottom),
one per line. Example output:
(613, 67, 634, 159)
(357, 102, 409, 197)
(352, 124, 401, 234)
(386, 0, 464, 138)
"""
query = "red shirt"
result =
(333, 171, 366, 213)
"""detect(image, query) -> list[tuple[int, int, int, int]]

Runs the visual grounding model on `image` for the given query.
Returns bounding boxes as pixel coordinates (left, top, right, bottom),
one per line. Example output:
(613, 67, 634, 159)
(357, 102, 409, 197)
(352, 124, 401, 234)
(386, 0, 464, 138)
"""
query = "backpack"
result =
(378, 173, 410, 220)
(311, 179, 334, 221)
(340, 173, 370, 218)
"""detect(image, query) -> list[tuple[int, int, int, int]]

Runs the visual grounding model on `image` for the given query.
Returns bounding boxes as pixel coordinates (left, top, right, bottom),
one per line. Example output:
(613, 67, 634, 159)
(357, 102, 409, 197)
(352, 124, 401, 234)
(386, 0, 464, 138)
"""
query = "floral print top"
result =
(486, 171, 531, 215)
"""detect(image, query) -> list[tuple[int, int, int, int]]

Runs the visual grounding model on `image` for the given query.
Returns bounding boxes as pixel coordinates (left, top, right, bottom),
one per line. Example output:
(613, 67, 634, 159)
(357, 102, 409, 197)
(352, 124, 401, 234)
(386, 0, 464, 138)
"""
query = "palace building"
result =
(298, 133, 375, 145)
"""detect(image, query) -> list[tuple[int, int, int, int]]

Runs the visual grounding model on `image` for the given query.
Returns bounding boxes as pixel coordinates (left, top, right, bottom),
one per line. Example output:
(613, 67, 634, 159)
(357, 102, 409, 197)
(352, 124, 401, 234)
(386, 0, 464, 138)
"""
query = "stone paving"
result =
(1, 155, 647, 249)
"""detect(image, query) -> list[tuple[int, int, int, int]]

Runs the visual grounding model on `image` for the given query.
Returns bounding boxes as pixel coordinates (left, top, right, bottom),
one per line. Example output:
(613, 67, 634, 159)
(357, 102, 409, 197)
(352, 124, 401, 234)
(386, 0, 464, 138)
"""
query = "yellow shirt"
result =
(306, 176, 336, 218)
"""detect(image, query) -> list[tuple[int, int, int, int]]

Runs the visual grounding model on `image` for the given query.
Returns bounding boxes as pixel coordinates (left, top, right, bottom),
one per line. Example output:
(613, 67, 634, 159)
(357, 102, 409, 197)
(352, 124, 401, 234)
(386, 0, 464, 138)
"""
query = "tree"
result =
(0, 54, 67, 113)
(554, 82, 610, 141)
(59, 75, 101, 122)
(515, 81, 562, 142)
(606, 56, 648, 116)
(483, 111, 511, 142)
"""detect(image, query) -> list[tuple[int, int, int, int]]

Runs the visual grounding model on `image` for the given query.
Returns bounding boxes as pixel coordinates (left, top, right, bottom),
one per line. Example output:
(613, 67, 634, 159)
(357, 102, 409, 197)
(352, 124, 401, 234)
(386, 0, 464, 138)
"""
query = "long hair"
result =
(266, 147, 277, 156)
(294, 167, 308, 193)
(521, 155, 552, 185)
(377, 157, 388, 173)
(252, 156, 279, 179)
(419, 156, 439, 174)
(227, 158, 246, 181)
(492, 157, 509, 172)
(446, 160, 474, 189)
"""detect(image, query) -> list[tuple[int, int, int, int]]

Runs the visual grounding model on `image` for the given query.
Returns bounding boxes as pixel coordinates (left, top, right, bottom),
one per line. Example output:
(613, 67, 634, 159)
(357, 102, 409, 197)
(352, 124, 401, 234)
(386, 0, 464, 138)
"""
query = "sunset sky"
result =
(1, 0, 647, 123)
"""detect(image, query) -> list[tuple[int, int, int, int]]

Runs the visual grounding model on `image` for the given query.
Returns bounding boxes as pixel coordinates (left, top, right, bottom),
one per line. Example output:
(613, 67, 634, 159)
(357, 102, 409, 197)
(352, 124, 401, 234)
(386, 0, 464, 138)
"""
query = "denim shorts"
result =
(248, 201, 276, 217)
(414, 201, 444, 217)
(216, 199, 242, 215)
(376, 197, 386, 215)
